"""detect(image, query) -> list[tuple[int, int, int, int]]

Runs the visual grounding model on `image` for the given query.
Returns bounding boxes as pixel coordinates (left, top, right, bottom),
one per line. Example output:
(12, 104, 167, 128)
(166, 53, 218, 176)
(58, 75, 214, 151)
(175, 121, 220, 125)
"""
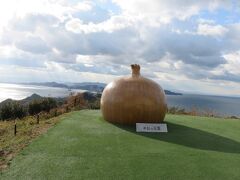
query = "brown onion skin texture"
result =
(101, 65, 167, 125)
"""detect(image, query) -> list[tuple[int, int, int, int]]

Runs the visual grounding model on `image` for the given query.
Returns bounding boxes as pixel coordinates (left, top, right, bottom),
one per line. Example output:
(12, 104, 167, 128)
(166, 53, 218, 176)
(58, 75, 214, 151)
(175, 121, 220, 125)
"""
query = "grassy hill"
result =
(1, 110, 240, 180)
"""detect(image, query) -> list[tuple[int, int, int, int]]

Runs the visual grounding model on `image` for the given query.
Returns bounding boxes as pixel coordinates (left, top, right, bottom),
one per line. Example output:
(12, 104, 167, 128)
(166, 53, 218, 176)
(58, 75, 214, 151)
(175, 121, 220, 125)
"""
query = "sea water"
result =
(167, 94, 240, 117)
(0, 83, 84, 102)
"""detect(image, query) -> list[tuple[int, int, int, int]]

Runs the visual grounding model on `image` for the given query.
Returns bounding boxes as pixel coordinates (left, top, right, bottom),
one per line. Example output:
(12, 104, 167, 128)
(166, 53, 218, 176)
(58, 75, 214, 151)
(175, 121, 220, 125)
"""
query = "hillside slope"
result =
(1, 110, 240, 180)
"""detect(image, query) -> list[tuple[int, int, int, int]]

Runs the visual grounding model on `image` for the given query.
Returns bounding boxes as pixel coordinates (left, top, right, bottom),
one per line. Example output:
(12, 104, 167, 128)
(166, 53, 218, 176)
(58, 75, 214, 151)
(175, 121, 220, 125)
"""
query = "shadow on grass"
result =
(114, 122, 240, 154)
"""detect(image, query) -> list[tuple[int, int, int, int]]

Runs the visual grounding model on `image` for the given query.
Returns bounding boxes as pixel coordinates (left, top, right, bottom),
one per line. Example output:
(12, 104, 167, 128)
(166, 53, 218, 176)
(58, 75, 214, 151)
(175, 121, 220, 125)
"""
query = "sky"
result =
(0, 0, 240, 96)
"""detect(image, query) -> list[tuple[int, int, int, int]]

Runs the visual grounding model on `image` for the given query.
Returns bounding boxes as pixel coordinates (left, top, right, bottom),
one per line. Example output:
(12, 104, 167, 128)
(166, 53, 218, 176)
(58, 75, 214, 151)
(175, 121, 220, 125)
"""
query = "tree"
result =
(0, 102, 13, 120)
(28, 100, 42, 115)
(41, 98, 57, 112)
(28, 98, 57, 115)
(12, 102, 27, 119)
(0, 101, 26, 120)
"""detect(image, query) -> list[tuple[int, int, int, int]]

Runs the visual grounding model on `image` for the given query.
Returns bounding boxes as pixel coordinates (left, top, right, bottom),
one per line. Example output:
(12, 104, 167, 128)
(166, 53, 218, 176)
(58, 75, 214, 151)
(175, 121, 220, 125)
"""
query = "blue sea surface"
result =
(166, 94, 240, 117)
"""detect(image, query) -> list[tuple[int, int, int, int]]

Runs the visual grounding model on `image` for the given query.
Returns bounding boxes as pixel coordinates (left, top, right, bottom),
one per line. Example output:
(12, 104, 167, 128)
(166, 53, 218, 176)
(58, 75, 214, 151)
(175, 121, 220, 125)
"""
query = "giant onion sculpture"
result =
(101, 64, 167, 125)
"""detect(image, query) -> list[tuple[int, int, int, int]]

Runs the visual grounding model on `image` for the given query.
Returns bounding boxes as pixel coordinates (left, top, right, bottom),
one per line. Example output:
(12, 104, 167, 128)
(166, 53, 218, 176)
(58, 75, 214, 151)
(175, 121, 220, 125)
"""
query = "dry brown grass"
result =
(0, 114, 62, 171)
(0, 92, 99, 171)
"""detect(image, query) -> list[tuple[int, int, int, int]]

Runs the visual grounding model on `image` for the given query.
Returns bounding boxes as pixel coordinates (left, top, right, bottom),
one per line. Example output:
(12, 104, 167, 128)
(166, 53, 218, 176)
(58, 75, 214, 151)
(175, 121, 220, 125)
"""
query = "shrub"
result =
(88, 99, 100, 109)
(41, 98, 57, 112)
(12, 102, 27, 119)
(0, 102, 13, 120)
(28, 98, 57, 115)
(29, 100, 42, 115)
(67, 93, 87, 109)
(0, 102, 27, 120)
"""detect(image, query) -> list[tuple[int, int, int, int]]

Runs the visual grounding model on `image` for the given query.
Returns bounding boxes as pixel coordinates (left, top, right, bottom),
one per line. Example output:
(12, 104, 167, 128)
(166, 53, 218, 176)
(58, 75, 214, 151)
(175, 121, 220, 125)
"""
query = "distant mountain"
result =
(0, 98, 14, 108)
(22, 82, 68, 88)
(22, 82, 106, 92)
(0, 91, 101, 110)
(164, 90, 182, 95)
(67, 82, 106, 87)
(70, 83, 106, 92)
(0, 93, 68, 111)
(0, 93, 45, 108)
(22, 93, 43, 101)
(20, 82, 182, 95)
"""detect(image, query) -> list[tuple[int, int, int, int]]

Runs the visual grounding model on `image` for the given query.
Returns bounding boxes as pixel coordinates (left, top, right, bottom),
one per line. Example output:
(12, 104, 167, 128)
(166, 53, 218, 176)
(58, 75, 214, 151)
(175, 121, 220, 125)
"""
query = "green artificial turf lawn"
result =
(1, 110, 240, 180)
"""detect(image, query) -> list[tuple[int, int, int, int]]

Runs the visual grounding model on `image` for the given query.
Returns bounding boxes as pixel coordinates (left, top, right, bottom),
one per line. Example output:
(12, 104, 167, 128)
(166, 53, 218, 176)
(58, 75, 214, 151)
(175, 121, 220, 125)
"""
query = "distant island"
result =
(21, 82, 106, 92)
(20, 82, 182, 95)
(0, 91, 101, 109)
(164, 90, 182, 95)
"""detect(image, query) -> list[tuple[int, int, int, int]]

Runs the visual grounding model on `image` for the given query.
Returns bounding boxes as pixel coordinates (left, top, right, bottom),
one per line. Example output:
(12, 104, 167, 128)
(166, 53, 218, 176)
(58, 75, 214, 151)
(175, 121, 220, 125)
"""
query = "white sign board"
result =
(136, 123, 168, 133)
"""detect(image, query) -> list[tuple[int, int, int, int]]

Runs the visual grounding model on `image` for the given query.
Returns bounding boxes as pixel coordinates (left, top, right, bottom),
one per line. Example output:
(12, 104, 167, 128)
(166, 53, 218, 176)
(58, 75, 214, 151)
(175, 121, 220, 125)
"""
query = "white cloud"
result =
(0, 0, 93, 33)
(197, 18, 215, 24)
(66, 0, 231, 34)
(75, 1, 93, 12)
(76, 54, 113, 64)
(220, 51, 240, 75)
(113, 0, 230, 23)
(0, 45, 13, 57)
(15, 35, 51, 54)
(0, 63, 118, 84)
(44, 61, 67, 72)
(65, 15, 134, 33)
(197, 23, 228, 37)
(0, 0, 239, 96)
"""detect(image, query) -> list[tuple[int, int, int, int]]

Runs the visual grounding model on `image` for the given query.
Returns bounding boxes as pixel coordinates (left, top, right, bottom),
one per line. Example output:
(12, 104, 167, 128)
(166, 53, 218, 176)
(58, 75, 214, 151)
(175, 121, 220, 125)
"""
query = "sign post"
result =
(136, 123, 168, 133)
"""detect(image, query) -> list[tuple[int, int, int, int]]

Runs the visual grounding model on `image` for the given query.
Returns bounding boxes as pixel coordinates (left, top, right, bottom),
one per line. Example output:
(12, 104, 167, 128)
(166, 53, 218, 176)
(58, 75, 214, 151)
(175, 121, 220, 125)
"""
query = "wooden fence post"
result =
(37, 114, 40, 124)
(14, 122, 17, 136)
